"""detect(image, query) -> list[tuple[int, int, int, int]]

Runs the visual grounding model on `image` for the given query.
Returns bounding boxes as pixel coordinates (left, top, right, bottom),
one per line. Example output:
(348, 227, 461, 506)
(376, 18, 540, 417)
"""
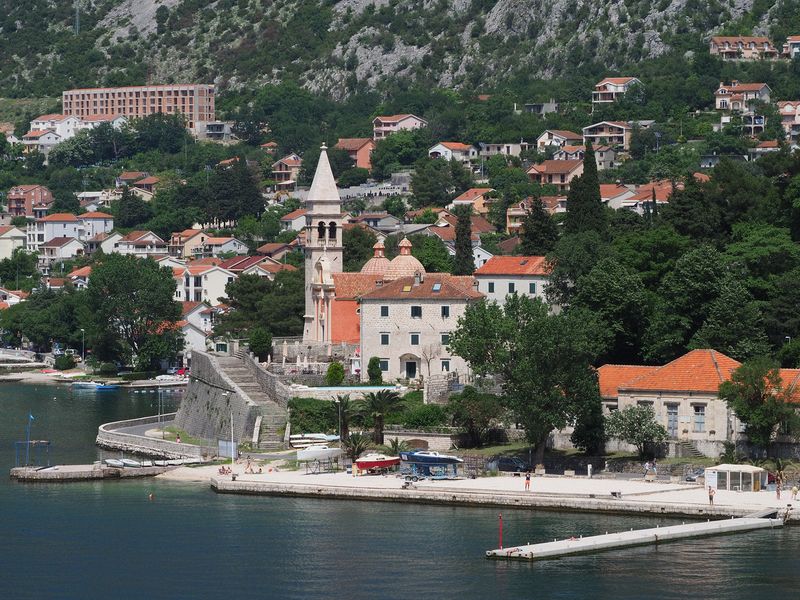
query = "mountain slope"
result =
(0, 0, 796, 98)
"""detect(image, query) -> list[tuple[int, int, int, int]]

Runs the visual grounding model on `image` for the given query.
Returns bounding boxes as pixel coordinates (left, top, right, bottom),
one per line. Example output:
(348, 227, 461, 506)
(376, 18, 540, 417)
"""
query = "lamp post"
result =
(80, 328, 85, 364)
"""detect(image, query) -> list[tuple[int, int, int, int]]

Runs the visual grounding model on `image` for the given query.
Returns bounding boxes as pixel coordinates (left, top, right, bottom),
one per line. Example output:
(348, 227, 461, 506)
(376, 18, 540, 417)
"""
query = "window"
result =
(529, 282, 536, 295)
(488, 282, 495, 293)
(432, 283, 442, 293)
(380, 333, 390, 346)
(411, 306, 422, 318)
(441, 359, 450, 372)
(693, 405, 706, 433)
(508, 282, 516, 293)
(380, 306, 389, 317)
(441, 333, 450, 345)
(410, 333, 420, 346)
(379, 360, 389, 372)
(441, 305, 450, 318)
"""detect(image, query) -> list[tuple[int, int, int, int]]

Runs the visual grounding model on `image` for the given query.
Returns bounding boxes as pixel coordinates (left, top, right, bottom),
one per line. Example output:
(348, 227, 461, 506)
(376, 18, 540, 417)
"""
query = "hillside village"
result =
(2, 29, 800, 460)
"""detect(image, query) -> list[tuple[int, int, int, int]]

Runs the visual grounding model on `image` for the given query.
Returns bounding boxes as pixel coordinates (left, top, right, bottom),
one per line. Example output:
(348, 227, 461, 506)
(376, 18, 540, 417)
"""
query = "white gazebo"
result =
(705, 464, 768, 492)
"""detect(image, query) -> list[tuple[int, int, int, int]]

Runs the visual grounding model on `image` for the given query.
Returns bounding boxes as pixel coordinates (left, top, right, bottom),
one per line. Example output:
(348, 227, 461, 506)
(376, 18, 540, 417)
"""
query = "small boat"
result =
(355, 453, 401, 470)
(72, 381, 104, 389)
(104, 459, 125, 468)
(290, 433, 340, 448)
(96, 384, 119, 391)
(121, 459, 141, 468)
(399, 451, 463, 465)
(296, 445, 343, 461)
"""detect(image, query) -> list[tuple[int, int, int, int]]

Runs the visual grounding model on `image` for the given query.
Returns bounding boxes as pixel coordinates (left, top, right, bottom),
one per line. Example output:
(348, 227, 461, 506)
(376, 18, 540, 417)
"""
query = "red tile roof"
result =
(717, 82, 769, 93)
(218, 255, 266, 272)
(80, 211, 113, 219)
(335, 138, 374, 151)
(69, 266, 92, 278)
(281, 208, 307, 221)
(134, 176, 160, 186)
(361, 274, 482, 300)
(596, 77, 638, 86)
(82, 113, 123, 122)
(23, 130, 57, 139)
(331, 273, 382, 299)
(41, 237, 80, 248)
(599, 184, 630, 199)
(617, 349, 742, 394)
(374, 114, 418, 123)
(547, 130, 583, 140)
(181, 301, 204, 315)
(256, 242, 290, 255)
(474, 256, 550, 276)
(438, 142, 473, 151)
(453, 188, 493, 202)
(597, 365, 660, 398)
(528, 159, 583, 175)
(38, 213, 79, 222)
(33, 113, 66, 121)
(712, 36, 772, 44)
(118, 171, 148, 181)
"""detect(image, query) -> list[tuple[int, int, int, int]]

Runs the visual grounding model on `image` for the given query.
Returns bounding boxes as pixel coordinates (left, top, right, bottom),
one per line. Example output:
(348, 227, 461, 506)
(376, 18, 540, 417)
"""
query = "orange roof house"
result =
(335, 138, 376, 170)
(527, 159, 583, 192)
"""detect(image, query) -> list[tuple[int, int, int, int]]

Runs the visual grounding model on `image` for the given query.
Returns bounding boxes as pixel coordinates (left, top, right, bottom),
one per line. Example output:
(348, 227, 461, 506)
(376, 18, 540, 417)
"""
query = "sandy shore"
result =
(0, 369, 69, 384)
(159, 463, 800, 518)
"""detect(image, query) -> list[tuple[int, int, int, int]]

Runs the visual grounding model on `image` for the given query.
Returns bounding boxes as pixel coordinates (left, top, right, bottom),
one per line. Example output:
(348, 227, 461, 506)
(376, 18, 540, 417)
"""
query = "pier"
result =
(485, 514, 785, 561)
(10, 463, 175, 482)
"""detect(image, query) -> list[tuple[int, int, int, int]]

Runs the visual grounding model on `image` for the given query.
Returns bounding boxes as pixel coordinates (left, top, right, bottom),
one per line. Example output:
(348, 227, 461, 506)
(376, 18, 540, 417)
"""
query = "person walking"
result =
(643, 461, 651, 479)
(524, 471, 531, 491)
(791, 485, 798, 501)
(652, 459, 658, 478)
(708, 487, 715, 506)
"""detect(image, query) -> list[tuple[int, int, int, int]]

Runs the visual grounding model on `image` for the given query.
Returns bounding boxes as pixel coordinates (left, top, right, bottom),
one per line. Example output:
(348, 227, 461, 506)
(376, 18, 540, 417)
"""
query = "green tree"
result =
(367, 357, 383, 384)
(719, 358, 800, 454)
(325, 361, 345, 386)
(448, 386, 505, 447)
(299, 145, 353, 185)
(370, 128, 433, 180)
(382, 196, 406, 218)
(452, 206, 475, 275)
(573, 257, 650, 364)
(410, 157, 453, 208)
(564, 141, 606, 236)
(343, 226, 378, 272)
(450, 295, 606, 464)
(660, 176, 722, 241)
(248, 327, 273, 361)
(129, 113, 190, 154)
(570, 397, 606, 455)
(519, 197, 558, 255)
(545, 231, 607, 306)
(115, 186, 153, 228)
(688, 277, 770, 361)
(357, 389, 404, 445)
(86, 254, 181, 368)
(337, 167, 370, 188)
(610, 225, 691, 290)
(605, 405, 668, 458)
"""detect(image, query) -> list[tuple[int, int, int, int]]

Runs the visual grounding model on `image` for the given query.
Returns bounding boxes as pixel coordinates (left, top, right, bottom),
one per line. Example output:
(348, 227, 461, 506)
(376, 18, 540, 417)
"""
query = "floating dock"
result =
(486, 516, 785, 561)
(10, 464, 175, 482)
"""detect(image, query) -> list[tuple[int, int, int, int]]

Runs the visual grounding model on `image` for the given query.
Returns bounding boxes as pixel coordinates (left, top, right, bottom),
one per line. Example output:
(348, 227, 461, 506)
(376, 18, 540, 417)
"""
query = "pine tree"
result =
(564, 140, 606, 235)
(116, 186, 153, 228)
(452, 206, 475, 275)
(519, 197, 558, 255)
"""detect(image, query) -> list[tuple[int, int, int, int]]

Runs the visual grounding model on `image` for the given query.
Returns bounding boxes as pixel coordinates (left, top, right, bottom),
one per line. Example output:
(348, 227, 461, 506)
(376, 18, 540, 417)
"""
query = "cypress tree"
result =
(564, 140, 607, 235)
(452, 206, 475, 275)
(519, 196, 558, 255)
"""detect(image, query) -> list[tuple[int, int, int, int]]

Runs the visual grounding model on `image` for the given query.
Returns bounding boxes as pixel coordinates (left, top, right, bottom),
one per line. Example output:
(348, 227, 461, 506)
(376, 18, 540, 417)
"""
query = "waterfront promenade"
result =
(160, 466, 800, 521)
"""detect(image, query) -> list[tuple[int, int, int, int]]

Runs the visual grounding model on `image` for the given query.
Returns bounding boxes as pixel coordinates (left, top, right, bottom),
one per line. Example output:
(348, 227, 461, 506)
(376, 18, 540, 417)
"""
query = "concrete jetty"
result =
(10, 464, 175, 482)
(486, 516, 785, 561)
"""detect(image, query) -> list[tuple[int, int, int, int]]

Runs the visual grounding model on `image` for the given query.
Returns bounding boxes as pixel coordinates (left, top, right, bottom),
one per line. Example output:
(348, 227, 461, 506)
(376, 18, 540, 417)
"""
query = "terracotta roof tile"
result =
(527, 159, 583, 175)
(546, 130, 583, 140)
(474, 256, 550, 276)
(38, 213, 79, 222)
(80, 211, 113, 219)
(335, 138, 374, 151)
(618, 349, 742, 394)
(281, 208, 307, 221)
(597, 365, 660, 398)
(361, 274, 482, 300)
(331, 273, 382, 299)
(453, 188, 493, 202)
(256, 242, 289, 255)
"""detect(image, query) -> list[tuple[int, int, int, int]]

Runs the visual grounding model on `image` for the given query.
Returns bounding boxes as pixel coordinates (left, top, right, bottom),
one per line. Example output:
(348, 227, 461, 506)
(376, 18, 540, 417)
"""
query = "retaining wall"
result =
(174, 351, 260, 444)
(96, 414, 214, 459)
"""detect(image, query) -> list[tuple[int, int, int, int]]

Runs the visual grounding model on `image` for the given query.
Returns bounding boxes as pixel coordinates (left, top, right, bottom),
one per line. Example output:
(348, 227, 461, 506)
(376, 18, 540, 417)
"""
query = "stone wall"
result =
(96, 413, 214, 459)
(174, 352, 260, 444)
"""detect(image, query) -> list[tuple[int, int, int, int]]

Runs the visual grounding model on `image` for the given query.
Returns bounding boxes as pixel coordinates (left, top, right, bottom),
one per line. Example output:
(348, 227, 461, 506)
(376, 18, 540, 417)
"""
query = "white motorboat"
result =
(296, 445, 343, 461)
(120, 459, 141, 468)
(104, 459, 125, 468)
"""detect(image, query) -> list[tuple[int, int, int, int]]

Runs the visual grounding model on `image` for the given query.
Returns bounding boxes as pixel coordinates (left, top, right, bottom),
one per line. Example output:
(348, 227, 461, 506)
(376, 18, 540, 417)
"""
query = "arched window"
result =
(328, 221, 337, 240)
(317, 221, 326, 241)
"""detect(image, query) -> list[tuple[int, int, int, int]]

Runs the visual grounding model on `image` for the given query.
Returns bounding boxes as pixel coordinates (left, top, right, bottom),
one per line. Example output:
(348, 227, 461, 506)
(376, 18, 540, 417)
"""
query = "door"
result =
(666, 403, 679, 437)
(405, 361, 417, 379)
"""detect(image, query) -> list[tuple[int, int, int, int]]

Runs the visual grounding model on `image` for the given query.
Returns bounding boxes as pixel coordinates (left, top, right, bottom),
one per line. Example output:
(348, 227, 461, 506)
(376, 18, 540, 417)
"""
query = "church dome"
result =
(384, 237, 425, 280)
(360, 241, 390, 275)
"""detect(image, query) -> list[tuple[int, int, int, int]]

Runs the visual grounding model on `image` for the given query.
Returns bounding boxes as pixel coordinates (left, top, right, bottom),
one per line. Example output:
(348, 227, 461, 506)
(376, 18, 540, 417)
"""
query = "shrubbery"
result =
(325, 361, 345, 386)
(54, 355, 76, 371)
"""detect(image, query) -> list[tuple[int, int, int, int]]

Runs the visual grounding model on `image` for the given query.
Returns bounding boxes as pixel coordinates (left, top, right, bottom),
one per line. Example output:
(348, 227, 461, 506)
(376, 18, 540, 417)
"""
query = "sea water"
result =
(1, 383, 796, 599)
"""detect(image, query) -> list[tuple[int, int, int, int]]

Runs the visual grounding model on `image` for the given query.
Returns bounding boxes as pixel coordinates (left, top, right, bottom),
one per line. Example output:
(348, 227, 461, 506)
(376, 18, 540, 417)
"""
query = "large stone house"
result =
(473, 255, 550, 305)
(709, 36, 779, 60)
(527, 159, 583, 192)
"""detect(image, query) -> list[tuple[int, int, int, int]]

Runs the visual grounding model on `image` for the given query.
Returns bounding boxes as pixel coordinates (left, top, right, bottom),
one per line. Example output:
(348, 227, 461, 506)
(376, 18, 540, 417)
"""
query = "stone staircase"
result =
(676, 440, 706, 459)
(216, 355, 286, 451)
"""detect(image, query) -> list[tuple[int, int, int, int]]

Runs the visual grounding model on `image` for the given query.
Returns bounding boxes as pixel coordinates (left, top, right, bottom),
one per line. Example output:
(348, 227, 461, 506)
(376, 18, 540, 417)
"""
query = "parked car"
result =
(486, 456, 531, 473)
(685, 468, 705, 482)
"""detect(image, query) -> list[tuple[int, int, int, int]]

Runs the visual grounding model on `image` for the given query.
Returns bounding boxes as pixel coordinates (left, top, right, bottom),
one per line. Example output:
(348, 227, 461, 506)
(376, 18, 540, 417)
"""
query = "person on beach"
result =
(176, 434, 181, 444)
(643, 461, 651, 478)
(792, 485, 798, 501)
(708, 487, 715, 505)
(524, 471, 531, 491)
(651, 459, 657, 478)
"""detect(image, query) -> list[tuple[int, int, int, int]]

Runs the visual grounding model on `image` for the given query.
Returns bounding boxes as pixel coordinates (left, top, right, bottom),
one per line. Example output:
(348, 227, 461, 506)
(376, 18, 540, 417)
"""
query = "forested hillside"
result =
(2, 0, 800, 98)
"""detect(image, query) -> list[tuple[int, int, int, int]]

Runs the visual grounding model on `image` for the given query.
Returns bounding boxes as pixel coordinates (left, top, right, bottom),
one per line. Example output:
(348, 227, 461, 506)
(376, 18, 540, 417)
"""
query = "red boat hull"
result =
(356, 457, 401, 470)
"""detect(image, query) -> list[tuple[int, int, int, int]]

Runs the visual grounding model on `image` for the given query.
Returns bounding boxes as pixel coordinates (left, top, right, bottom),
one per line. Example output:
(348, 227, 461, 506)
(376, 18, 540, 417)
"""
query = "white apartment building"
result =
(113, 231, 168, 257)
(0, 226, 27, 260)
(473, 256, 550, 305)
(372, 114, 428, 140)
(27, 212, 114, 253)
(174, 265, 235, 305)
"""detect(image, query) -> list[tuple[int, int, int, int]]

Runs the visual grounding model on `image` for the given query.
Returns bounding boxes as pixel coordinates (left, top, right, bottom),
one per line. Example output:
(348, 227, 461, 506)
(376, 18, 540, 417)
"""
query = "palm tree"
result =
(356, 389, 404, 445)
(381, 437, 410, 455)
(343, 432, 372, 462)
(335, 394, 355, 441)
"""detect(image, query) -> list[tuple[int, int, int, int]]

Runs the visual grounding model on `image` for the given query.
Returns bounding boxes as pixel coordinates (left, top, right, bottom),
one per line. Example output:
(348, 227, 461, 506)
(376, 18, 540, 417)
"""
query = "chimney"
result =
(413, 271, 421, 286)
(375, 279, 383, 287)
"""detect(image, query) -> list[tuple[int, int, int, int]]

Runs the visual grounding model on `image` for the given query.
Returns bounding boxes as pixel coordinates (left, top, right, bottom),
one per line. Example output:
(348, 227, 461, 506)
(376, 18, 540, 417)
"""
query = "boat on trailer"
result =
(399, 451, 463, 464)
(290, 433, 340, 448)
(355, 453, 401, 470)
(296, 445, 343, 462)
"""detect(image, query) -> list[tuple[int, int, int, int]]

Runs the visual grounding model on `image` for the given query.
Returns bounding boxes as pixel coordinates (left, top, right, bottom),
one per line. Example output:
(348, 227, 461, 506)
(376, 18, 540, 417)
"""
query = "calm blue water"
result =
(1, 383, 797, 599)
